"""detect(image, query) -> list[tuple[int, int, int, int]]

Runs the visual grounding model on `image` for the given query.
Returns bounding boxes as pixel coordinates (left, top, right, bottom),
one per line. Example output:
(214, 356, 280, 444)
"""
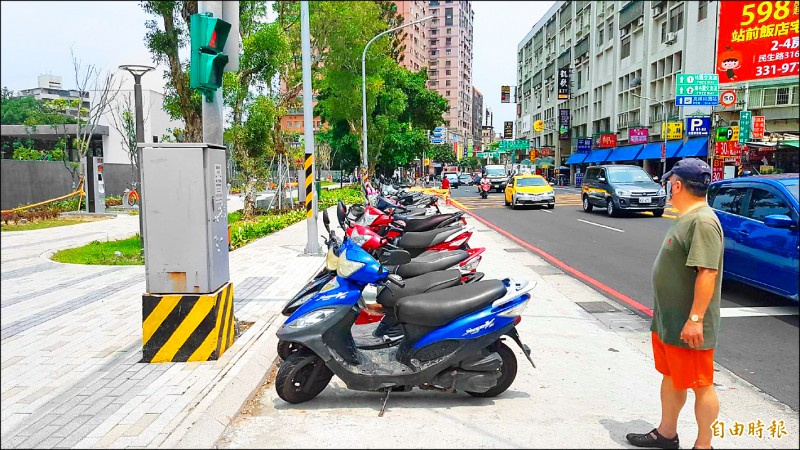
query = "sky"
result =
(1, 1, 554, 128)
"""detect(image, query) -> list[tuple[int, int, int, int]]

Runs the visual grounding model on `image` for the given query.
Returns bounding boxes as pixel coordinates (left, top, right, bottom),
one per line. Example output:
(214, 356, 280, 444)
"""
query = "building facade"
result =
(394, 1, 429, 72)
(515, 0, 799, 180)
(426, 0, 474, 145)
(471, 87, 483, 152)
(18, 75, 90, 118)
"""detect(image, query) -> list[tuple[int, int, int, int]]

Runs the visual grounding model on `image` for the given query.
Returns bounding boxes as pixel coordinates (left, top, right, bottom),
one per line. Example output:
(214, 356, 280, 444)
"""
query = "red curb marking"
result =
(451, 201, 654, 317)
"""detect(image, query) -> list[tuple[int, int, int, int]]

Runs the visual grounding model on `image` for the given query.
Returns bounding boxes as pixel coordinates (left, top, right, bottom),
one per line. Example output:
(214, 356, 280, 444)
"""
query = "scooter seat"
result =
(386, 250, 467, 278)
(395, 280, 508, 327)
(402, 213, 462, 232)
(397, 225, 462, 249)
(377, 269, 461, 309)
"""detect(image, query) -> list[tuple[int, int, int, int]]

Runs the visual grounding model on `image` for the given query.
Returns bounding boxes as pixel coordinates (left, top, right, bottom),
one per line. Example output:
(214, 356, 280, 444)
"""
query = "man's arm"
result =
(681, 267, 718, 348)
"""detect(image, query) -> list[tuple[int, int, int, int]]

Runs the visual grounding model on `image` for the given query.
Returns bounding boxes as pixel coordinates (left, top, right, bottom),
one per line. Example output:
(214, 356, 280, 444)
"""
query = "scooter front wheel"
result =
(275, 352, 333, 404)
(466, 341, 517, 398)
(277, 340, 306, 360)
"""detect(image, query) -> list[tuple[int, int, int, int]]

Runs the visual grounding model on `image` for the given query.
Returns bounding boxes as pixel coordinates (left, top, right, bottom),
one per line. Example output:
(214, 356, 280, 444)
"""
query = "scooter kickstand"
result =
(378, 388, 391, 417)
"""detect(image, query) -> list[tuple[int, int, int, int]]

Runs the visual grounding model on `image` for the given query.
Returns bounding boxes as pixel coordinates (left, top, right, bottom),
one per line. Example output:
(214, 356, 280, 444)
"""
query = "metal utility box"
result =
(86, 156, 106, 213)
(139, 143, 229, 294)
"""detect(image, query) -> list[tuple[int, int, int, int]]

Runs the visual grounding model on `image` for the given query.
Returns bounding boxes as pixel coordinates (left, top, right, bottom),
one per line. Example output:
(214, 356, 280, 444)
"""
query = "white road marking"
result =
(541, 209, 553, 213)
(720, 306, 798, 318)
(576, 219, 625, 233)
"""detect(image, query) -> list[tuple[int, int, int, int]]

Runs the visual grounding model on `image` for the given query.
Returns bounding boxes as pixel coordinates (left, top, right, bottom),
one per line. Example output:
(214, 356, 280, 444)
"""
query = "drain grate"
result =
(504, 248, 526, 253)
(576, 301, 621, 313)
(528, 265, 563, 276)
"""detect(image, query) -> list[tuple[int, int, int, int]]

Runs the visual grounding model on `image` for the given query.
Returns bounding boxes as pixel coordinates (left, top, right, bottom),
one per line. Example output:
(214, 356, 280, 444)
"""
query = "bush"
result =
(105, 196, 122, 207)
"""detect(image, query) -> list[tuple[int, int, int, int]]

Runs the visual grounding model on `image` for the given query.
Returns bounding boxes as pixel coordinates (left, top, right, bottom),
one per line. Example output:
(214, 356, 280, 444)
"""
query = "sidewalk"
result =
(216, 201, 799, 449)
(1, 201, 332, 448)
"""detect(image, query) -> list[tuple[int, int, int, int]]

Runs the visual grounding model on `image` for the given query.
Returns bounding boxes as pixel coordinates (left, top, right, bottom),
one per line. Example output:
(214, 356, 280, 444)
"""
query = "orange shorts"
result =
(651, 332, 715, 390)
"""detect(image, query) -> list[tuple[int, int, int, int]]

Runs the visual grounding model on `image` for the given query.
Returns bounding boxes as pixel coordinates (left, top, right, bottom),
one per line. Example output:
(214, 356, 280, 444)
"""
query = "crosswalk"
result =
(453, 191, 679, 218)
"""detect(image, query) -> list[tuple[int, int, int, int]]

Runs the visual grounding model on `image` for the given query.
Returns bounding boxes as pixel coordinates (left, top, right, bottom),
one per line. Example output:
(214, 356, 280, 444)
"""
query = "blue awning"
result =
(566, 153, 588, 164)
(636, 141, 684, 160)
(606, 144, 644, 162)
(674, 137, 709, 158)
(583, 150, 612, 164)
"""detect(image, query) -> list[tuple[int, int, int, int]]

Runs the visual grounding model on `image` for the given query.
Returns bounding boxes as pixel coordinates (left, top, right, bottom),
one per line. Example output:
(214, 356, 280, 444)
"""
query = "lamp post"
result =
(362, 15, 434, 178)
(119, 64, 155, 248)
(631, 90, 668, 181)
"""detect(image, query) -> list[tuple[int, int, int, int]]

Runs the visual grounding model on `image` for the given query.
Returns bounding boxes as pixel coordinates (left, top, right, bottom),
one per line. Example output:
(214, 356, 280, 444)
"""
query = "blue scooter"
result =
(275, 233, 536, 415)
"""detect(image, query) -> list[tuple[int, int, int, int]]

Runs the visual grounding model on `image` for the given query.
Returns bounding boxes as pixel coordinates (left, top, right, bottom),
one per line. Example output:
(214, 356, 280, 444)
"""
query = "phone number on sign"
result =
(756, 62, 799, 76)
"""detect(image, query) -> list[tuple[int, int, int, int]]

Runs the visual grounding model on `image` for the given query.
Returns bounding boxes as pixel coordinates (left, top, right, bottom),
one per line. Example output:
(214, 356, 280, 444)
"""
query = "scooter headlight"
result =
(337, 249, 365, 277)
(325, 250, 339, 271)
(287, 308, 338, 328)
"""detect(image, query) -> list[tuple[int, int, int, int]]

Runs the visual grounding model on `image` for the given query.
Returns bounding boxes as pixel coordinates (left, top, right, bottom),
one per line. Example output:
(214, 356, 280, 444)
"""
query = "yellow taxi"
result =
(504, 174, 555, 210)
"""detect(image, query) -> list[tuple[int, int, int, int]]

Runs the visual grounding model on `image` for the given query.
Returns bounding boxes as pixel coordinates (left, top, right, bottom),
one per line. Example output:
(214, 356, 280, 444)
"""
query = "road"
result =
(449, 184, 799, 411)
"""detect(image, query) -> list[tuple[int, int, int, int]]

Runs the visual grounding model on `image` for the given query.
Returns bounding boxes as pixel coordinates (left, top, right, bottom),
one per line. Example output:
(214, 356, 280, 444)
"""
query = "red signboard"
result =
(539, 147, 554, 157)
(752, 115, 766, 138)
(716, 141, 743, 157)
(716, 1, 800, 84)
(594, 133, 617, 149)
(712, 158, 725, 182)
(629, 128, 649, 144)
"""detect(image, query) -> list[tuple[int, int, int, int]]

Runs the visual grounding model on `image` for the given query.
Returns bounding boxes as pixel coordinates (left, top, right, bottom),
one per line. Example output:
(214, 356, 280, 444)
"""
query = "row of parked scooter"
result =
(275, 178, 537, 415)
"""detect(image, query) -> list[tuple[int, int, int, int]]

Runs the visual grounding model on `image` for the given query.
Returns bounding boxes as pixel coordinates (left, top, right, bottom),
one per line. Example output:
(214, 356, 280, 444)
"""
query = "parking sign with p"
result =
(685, 117, 711, 137)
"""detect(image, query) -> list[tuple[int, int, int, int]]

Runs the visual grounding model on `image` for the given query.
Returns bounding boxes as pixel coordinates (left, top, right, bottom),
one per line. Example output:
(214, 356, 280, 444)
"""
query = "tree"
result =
(141, 1, 203, 142)
(428, 144, 457, 165)
(108, 92, 150, 182)
(459, 156, 481, 171)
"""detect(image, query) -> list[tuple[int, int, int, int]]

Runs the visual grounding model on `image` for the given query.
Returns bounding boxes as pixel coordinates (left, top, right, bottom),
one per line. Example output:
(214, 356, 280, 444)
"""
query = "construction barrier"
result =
(1, 177, 85, 214)
(141, 282, 236, 363)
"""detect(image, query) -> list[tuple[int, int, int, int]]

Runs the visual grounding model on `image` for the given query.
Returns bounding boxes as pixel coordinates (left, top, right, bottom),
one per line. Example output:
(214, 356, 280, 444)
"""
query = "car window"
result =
(516, 177, 547, 187)
(711, 186, 747, 215)
(584, 168, 597, 181)
(607, 167, 652, 183)
(778, 179, 799, 201)
(598, 169, 606, 180)
(745, 188, 793, 222)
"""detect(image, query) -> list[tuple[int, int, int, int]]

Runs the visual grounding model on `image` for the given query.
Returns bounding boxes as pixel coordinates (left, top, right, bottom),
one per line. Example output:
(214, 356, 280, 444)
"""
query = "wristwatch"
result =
(689, 314, 704, 323)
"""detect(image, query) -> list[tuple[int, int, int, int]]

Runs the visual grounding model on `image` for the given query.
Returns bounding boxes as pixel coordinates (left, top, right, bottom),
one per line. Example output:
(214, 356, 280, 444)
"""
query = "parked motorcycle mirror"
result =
(381, 249, 411, 266)
(337, 200, 347, 228)
(322, 210, 331, 233)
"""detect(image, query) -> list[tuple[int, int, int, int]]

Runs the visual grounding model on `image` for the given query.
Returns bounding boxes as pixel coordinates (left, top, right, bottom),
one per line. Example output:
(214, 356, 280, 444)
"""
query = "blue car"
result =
(707, 174, 799, 301)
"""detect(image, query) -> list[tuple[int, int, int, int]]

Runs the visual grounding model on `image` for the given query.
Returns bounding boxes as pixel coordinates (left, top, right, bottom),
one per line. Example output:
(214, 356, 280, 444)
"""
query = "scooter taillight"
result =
(514, 316, 522, 325)
(459, 255, 481, 273)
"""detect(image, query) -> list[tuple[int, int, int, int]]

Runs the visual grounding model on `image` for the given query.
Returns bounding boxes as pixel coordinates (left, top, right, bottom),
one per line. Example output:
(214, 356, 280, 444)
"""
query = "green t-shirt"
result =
(650, 204, 723, 350)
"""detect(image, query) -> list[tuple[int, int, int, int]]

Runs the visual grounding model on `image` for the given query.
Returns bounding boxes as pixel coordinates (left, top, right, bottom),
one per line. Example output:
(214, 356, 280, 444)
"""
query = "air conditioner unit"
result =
(665, 32, 678, 44)
(621, 27, 629, 37)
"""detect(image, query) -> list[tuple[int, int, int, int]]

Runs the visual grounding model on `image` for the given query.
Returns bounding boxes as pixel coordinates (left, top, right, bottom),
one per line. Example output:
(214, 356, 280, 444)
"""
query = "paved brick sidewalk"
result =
(1, 204, 330, 448)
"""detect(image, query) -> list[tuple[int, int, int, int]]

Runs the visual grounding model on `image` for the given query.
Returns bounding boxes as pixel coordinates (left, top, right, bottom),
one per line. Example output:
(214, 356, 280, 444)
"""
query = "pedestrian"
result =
(441, 174, 450, 191)
(626, 158, 723, 450)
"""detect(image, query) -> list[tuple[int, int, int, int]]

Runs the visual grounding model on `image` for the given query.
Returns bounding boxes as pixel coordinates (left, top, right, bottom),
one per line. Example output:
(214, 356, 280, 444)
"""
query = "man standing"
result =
(626, 158, 723, 450)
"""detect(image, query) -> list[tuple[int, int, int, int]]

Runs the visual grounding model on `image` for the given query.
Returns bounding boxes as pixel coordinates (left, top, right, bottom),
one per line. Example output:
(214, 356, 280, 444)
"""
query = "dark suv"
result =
(581, 165, 666, 217)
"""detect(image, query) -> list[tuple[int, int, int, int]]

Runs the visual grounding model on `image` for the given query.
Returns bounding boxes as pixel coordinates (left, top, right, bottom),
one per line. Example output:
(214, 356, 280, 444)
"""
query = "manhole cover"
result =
(528, 265, 563, 275)
(576, 301, 621, 313)
(504, 248, 526, 253)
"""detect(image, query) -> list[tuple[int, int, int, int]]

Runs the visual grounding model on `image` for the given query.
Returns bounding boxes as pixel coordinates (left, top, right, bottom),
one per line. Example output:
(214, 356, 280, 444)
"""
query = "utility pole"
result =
(300, 1, 320, 254)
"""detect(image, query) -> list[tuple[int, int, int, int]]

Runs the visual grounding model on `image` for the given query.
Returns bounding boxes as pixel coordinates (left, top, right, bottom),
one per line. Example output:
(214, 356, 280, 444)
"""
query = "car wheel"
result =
(606, 199, 618, 217)
(512, 195, 518, 210)
(547, 203, 555, 209)
(652, 209, 664, 217)
(582, 195, 593, 212)
(504, 195, 510, 206)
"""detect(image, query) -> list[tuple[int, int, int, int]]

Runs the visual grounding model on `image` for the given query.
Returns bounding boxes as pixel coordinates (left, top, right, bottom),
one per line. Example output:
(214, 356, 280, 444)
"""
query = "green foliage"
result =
(1, 217, 92, 232)
(428, 144, 458, 165)
(1, 95, 75, 126)
(51, 235, 143, 265)
(459, 157, 481, 171)
(489, 141, 500, 150)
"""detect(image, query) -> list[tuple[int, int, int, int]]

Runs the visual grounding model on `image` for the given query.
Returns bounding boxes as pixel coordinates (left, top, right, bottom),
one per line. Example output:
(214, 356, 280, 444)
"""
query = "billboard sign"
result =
(558, 109, 570, 139)
(594, 133, 617, 149)
(715, 141, 743, 157)
(661, 121, 684, 140)
(752, 115, 766, 138)
(503, 121, 513, 139)
(685, 116, 712, 136)
(558, 67, 570, 100)
(629, 128, 649, 144)
(739, 111, 753, 143)
(576, 137, 593, 153)
(501, 85, 511, 103)
(716, 1, 800, 84)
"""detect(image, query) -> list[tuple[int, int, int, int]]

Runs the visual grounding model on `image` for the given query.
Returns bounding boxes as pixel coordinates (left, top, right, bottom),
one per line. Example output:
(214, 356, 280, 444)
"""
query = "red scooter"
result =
(480, 178, 491, 199)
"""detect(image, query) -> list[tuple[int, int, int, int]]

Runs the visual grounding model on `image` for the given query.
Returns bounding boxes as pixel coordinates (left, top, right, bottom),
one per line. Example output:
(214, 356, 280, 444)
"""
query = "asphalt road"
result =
(450, 183, 799, 411)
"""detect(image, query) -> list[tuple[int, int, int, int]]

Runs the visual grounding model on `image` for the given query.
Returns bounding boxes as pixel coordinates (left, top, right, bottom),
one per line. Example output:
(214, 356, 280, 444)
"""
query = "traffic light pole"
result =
(300, 1, 320, 255)
(198, 1, 225, 145)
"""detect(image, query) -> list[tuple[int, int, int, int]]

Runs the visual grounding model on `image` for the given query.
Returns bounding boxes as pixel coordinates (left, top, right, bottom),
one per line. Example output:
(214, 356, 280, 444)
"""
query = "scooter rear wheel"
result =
(275, 352, 333, 404)
(466, 342, 517, 398)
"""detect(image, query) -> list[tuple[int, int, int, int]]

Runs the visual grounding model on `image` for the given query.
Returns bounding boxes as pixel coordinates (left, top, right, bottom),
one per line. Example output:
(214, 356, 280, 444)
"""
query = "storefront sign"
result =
(503, 121, 513, 139)
(661, 121, 684, 139)
(715, 126, 740, 142)
(685, 117, 712, 136)
(716, 1, 800, 84)
(594, 133, 617, 149)
(752, 115, 766, 138)
(629, 128, 649, 144)
(576, 137, 593, 153)
(739, 111, 752, 143)
(539, 147, 554, 157)
(716, 141, 743, 157)
(712, 158, 725, 182)
(558, 67, 571, 100)
(558, 109, 571, 140)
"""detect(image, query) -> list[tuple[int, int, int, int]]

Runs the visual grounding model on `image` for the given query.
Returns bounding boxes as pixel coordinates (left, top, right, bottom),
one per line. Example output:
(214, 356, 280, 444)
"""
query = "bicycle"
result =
(123, 181, 140, 208)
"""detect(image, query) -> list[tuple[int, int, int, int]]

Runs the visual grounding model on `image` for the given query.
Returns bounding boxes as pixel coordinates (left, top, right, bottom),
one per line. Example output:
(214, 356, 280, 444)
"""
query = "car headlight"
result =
(658, 187, 666, 196)
(616, 189, 631, 197)
(337, 249, 365, 277)
(287, 308, 337, 328)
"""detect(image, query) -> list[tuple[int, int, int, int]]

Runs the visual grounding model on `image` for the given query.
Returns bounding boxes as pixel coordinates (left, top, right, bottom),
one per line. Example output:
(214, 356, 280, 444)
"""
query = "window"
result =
(607, 20, 614, 40)
(430, 39, 438, 46)
(621, 36, 631, 58)
(669, 5, 684, 32)
(777, 87, 790, 105)
(446, 27, 452, 34)
(711, 187, 747, 215)
(445, 7, 454, 26)
(294, 121, 301, 128)
(597, 28, 604, 46)
(698, 0, 708, 21)
(661, 21, 668, 42)
(446, 60, 452, 66)
(446, 69, 452, 75)
(446, 80, 451, 86)
(446, 90, 451, 96)
(446, 48, 452, 55)
(430, 0, 439, 5)
(153, 136, 158, 143)
(746, 188, 793, 221)
(286, 121, 292, 128)
(431, 29, 437, 35)
(446, 37, 452, 45)
(430, 49, 438, 56)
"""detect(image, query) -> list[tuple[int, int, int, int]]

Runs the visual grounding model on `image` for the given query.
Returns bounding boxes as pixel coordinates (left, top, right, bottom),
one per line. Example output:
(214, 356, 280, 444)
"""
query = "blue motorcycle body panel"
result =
(285, 276, 361, 324)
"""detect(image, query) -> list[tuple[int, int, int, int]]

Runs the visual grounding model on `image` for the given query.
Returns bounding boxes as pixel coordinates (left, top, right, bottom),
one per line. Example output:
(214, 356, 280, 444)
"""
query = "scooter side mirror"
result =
(337, 200, 347, 228)
(322, 210, 331, 233)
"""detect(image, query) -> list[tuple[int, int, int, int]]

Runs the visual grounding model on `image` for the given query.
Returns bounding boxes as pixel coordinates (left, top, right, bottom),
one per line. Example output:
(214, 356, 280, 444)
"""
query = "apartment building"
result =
(18, 75, 90, 118)
(394, 1, 428, 72)
(426, 0, 474, 145)
(515, 0, 799, 179)
(471, 87, 483, 152)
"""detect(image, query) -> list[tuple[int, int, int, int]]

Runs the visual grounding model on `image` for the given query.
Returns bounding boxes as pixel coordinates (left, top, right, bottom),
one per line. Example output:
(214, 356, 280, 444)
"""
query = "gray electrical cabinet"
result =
(139, 143, 230, 294)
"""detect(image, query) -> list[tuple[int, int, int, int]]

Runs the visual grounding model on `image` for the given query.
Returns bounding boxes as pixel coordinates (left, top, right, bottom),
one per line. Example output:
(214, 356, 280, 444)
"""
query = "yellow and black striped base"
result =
(141, 282, 235, 363)
(304, 154, 313, 218)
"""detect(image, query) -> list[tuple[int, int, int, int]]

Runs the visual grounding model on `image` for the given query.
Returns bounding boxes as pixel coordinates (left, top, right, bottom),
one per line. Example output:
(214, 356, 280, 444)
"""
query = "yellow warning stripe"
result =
(151, 296, 216, 363)
(188, 283, 233, 361)
(142, 295, 183, 346)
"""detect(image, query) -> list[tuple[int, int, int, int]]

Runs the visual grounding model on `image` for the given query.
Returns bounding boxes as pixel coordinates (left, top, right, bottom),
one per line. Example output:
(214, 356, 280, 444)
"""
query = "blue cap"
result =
(663, 158, 712, 184)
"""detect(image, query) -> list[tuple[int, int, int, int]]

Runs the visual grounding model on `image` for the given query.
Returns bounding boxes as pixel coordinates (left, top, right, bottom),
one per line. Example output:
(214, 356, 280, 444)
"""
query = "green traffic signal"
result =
(190, 13, 232, 99)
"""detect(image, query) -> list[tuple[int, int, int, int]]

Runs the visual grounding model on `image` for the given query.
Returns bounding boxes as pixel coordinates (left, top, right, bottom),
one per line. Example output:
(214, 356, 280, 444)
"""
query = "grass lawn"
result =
(51, 235, 144, 265)
(1, 216, 111, 232)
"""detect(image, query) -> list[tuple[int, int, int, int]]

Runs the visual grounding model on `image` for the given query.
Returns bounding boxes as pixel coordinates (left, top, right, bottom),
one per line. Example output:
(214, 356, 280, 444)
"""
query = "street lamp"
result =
(630, 82, 669, 181)
(119, 64, 155, 248)
(362, 15, 434, 178)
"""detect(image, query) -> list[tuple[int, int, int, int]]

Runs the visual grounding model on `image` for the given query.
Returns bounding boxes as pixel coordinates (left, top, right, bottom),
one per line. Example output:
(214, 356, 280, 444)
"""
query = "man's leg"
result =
(692, 385, 719, 449)
(657, 375, 687, 439)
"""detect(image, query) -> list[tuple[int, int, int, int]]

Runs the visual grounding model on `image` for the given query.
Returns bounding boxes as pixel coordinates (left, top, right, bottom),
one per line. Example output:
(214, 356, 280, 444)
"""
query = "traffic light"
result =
(190, 13, 231, 100)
